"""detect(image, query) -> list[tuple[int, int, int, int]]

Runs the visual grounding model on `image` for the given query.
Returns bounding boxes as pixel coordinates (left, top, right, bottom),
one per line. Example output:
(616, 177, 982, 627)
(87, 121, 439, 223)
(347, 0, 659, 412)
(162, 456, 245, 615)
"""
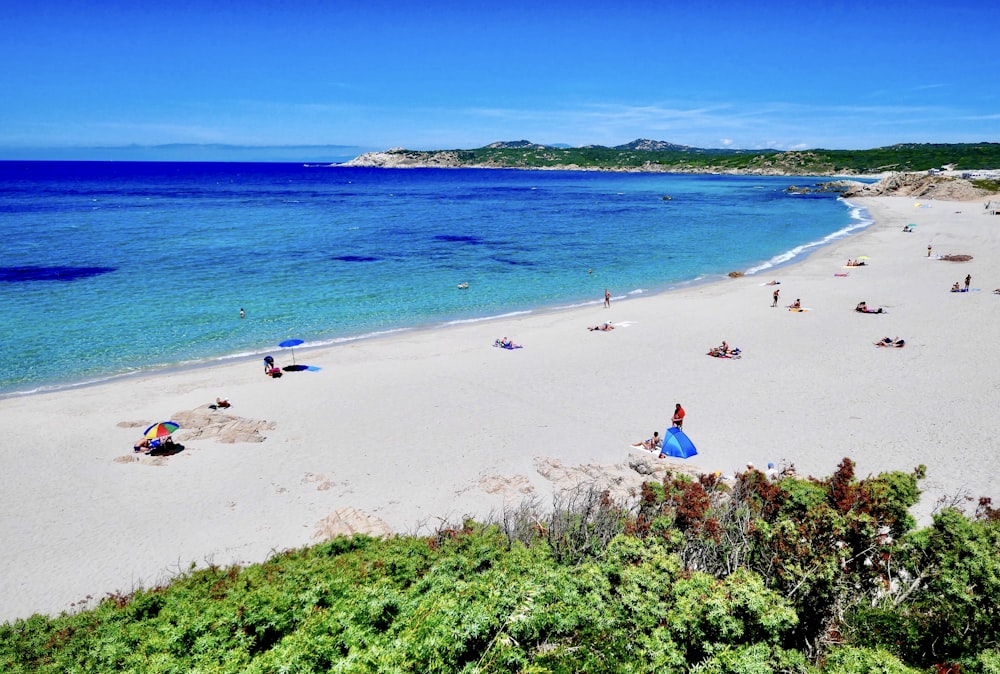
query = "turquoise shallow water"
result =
(0, 162, 869, 395)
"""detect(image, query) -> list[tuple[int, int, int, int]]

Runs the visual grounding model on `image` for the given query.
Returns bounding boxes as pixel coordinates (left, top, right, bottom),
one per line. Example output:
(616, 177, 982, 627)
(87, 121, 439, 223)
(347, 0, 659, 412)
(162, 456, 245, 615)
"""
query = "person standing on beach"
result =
(927, 245, 932, 257)
(604, 289, 611, 308)
(672, 403, 685, 429)
(965, 274, 971, 291)
(771, 288, 780, 307)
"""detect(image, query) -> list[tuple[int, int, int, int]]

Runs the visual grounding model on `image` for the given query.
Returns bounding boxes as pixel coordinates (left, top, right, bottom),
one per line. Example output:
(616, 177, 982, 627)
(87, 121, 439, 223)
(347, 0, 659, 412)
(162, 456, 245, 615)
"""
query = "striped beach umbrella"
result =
(144, 421, 180, 440)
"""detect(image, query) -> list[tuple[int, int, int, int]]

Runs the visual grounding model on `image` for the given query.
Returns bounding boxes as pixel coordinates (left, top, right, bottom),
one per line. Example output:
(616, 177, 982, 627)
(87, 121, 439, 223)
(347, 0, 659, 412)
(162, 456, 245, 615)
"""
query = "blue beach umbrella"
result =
(278, 338, 304, 365)
(661, 426, 698, 459)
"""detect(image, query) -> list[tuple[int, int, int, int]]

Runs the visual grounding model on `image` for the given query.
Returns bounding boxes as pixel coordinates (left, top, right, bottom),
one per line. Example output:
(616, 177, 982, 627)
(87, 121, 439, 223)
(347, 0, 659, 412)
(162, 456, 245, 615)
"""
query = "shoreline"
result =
(2, 195, 999, 623)
(2, 195, 869, 400)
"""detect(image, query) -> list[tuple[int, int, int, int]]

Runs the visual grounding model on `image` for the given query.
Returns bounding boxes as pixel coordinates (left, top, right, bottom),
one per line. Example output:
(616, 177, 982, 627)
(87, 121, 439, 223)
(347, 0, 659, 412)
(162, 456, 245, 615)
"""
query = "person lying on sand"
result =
(133, 437, 152, 453)
(209, 397, 231, 409)
(855, 301, 885, 314)
(631, 431, 662, 451)
(874, 337, 905, 348)
(588, 322, 614, 331)
(494, 337, 523, 349)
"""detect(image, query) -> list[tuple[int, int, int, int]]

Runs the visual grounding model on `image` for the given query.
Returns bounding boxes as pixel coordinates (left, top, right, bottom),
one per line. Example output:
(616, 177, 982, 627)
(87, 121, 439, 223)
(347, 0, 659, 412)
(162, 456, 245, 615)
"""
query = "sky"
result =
(2, 0, 998, 162)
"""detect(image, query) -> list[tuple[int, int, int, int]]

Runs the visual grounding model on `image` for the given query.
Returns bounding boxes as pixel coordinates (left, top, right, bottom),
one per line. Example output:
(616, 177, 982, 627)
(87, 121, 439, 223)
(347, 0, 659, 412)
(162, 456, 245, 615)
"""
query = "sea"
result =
(0, 161, 872, 396)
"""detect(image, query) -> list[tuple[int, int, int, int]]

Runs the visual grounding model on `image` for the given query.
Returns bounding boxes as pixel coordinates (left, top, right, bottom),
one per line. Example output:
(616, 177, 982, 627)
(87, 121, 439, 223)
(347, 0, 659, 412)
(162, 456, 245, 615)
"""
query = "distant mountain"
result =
(484, 140, 550, 149)
(483, 138, 777, 155)
(614, 138, 695, 152)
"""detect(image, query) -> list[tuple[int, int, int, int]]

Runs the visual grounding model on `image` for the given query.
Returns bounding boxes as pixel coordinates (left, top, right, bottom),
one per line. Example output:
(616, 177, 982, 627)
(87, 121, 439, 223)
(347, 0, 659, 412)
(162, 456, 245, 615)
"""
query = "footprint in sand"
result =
(303, 472, 335, 491)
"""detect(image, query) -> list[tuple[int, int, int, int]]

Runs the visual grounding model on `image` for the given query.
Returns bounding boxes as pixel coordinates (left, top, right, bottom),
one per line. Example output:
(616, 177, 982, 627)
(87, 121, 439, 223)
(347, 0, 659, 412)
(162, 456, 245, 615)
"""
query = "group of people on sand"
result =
(855, 301, 885, 314)
(845, 259, 867, 267)
(951, 274, 973, 292)
(748, 462, 798, 480)
(707, 340, 741, 358)
(767, 279, 802, 312)
(133, 435, 178, 454)
(874, 337, 906, 348)
(632, 404, 685, 457)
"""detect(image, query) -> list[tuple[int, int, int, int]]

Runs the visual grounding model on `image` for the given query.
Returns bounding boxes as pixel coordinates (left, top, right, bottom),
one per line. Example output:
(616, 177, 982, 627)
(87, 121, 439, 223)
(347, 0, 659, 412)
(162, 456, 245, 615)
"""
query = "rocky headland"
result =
(806, 172, 999, 201)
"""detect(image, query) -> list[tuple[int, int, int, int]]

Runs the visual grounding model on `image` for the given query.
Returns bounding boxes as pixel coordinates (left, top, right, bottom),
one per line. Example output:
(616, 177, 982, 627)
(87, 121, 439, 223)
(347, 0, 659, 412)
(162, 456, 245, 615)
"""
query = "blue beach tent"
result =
(661, 426, 698, 459)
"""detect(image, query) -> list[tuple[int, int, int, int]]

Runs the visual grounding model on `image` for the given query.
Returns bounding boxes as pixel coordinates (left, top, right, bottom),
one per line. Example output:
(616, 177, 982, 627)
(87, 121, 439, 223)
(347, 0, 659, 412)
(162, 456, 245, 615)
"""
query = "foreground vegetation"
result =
(373, 141, 1000, 175)
(3, 459, 999, 673)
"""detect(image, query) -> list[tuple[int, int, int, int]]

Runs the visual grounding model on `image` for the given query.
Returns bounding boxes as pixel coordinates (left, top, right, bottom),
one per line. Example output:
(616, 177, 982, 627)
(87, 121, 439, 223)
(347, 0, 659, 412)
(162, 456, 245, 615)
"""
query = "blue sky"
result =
(3, 0, 998, 161)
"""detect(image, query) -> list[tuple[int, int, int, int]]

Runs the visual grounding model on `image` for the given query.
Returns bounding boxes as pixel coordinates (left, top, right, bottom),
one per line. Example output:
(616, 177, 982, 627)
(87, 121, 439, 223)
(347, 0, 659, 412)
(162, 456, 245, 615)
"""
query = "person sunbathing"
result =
(788, 299, 802, 310)
(856, 301, 884, 314)
(708, 344, 741, 358)
(874, 337, 905, 348)
(951, 282, 962, 292)
(588, 322, 615, 331)
(495, 337, 523, 349)
(631, 431, 662, 451)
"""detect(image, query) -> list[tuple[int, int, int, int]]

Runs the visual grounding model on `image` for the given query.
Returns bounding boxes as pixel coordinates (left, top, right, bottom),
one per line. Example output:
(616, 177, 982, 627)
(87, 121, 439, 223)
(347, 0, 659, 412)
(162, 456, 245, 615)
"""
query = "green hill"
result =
(349, 141, 1000, 176)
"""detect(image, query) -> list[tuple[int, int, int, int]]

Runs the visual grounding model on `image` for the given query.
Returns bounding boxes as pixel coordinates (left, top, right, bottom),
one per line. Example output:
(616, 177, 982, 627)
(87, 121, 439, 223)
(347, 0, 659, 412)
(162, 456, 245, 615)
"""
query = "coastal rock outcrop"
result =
(341, 149, 470, 169)
(836, 173, 995, 201)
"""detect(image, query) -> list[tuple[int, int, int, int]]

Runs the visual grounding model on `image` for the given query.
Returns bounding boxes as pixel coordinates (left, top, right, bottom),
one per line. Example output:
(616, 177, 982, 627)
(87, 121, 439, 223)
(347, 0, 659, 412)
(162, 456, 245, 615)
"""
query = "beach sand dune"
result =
(2, 196, 999, 622)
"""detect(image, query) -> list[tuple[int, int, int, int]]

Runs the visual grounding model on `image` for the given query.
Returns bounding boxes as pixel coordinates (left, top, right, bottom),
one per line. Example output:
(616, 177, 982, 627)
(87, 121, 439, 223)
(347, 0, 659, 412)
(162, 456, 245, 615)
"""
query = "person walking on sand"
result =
(771, 288, 780, 307)
(965, 274, 971, 291)
(604, 289, 611, 308)
(672, 403, 685, 429)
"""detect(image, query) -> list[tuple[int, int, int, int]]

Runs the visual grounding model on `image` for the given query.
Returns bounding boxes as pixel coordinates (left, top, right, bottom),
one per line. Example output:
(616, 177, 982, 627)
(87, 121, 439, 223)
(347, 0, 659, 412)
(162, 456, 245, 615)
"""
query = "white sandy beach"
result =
(2, 195, 999, 623)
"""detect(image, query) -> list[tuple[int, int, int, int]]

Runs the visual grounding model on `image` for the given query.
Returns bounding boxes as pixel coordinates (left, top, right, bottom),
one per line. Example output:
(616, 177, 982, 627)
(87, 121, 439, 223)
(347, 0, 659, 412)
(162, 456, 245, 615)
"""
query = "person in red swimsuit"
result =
(672, 403, 685, 429)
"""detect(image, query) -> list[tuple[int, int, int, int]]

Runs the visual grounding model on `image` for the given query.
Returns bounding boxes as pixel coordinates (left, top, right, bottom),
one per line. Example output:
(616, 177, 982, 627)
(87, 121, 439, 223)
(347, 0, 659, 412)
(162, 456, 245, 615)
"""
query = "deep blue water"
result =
(0, 161, 869, 395)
